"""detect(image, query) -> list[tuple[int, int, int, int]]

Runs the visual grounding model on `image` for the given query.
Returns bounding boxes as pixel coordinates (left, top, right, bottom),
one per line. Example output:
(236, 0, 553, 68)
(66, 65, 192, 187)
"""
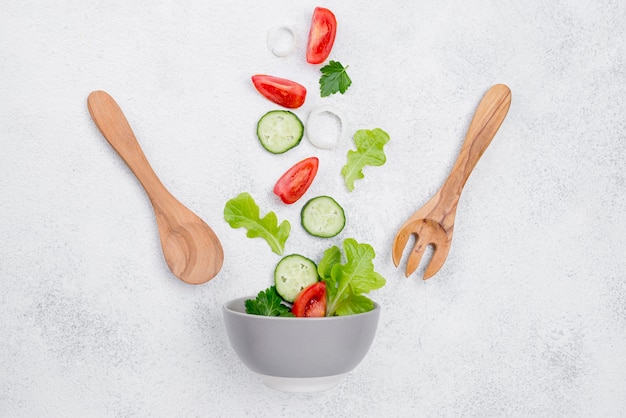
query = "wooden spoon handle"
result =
(87, 91, 170, 201)
(440, 84, 511, 203)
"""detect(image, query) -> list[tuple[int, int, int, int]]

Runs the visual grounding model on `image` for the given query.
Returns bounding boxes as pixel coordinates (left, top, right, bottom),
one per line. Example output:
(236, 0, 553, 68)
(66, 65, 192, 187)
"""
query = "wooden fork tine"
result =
(423, 240, 452, 280)
(392, 226, 412, 267)
(405, 238, 428, 278)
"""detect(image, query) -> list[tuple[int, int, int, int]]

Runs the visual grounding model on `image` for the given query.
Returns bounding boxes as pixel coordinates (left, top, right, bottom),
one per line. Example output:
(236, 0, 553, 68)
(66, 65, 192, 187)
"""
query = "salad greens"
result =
(341, 128, 390, 191)
(318, 238, 386, 316)
(319, 60, 352, 97)
(245, 238, 385, 317)
(223, 192, 290, 255)
(245, 286, 294, 317)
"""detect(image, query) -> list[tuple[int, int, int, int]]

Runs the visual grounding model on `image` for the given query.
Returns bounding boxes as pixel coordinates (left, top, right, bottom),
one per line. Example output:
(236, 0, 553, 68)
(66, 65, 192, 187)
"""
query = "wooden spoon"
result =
(87, 90, 224, 284)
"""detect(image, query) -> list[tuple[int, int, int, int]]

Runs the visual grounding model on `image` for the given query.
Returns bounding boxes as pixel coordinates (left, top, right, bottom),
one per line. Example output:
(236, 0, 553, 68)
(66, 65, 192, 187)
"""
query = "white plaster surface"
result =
(1, 0, 625, 416)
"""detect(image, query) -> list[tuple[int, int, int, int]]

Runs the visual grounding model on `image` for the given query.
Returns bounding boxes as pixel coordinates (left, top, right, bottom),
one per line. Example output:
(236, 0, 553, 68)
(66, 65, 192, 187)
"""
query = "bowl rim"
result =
(223, 295, 380, 321)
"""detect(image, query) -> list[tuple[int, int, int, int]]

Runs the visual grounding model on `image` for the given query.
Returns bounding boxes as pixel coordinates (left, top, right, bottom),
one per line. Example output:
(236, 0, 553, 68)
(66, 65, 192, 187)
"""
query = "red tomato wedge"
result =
(273, 157, 319, 204)
(251, 75, 307, 109)
(292, 282, 326, 317)
(306, 7, 337, 64)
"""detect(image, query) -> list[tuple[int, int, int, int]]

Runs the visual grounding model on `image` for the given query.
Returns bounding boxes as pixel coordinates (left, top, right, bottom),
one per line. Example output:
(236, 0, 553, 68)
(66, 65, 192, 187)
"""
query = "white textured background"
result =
(1, 0, 625, 416)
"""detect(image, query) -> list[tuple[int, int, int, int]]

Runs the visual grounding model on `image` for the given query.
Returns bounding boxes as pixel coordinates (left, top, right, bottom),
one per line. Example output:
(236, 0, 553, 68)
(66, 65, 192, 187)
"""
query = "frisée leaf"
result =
(341, 128, 390, 191)
(318, 238, 386, 316)
(224, 192, 290, 255)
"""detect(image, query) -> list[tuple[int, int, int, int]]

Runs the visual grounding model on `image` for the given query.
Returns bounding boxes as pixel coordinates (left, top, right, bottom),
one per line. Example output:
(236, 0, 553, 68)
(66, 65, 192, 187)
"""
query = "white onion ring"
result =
(266, 25, 297, 57)
(305, 105, 348, 150)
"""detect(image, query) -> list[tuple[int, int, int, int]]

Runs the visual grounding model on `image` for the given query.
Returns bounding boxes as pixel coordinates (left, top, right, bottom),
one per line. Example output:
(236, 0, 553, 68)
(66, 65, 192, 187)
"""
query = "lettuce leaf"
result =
(341, 128, 390, 191)
(224, 192, 290, 255)
(318, 238, 386, 316)
(317, 245, 341, 280)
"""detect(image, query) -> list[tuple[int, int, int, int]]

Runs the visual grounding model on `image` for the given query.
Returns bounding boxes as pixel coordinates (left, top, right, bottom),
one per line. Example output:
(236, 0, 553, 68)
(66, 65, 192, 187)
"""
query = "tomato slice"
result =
(292, 282, 326, 317)
(306, 7, 337, 64)
(273, 157, 319, 204)
(251, 75, 306, 109)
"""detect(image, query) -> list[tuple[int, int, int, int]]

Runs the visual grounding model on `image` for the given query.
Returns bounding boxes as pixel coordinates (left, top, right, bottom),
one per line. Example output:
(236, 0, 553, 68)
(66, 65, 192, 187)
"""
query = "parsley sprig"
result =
(245, 286, 294, 317)
(319, 60, 352, 97)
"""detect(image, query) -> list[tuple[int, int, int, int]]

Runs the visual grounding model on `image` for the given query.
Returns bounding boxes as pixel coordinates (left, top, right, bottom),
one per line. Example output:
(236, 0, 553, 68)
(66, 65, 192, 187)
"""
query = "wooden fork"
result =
(392, 84, 512, 279)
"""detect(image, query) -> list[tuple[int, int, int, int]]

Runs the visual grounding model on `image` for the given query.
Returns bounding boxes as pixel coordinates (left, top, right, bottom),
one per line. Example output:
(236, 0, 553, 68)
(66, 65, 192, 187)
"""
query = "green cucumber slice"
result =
(274, 254, 319, 303)
(256, 110, 304, 154)
(301, 196, 346, 238)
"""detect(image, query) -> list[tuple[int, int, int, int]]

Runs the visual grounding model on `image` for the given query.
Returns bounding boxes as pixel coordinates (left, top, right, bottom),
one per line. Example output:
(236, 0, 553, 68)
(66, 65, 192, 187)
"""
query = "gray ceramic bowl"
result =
(223, 296, 380, 392)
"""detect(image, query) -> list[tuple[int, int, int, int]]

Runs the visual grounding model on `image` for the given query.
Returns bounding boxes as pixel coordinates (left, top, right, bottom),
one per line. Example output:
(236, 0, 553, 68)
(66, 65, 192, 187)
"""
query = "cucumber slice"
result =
(256, 110, 304, 154)
(274, 254, 319, 303)
(301, 196, 346, 238)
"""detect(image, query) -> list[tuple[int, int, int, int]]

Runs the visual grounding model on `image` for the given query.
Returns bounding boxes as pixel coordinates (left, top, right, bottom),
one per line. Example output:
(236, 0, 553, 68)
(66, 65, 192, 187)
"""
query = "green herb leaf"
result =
(341, 128, 390, 191)
(319, 60, 352, 97)
(321, 238, 386, 316)
(224, 192, 290, 255)
(245, 286, 294, 316)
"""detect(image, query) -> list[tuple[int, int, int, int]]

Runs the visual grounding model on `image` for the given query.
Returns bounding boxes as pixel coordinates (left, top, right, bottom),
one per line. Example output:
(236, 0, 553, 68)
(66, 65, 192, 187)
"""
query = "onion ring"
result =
(267, 25, 297, 57)
(305, 105, 348, 150)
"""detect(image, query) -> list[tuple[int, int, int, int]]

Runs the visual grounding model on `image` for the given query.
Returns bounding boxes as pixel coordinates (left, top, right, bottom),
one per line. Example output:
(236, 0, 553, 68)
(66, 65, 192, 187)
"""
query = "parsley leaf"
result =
(224, 192, 290, 255)
(245, 286, 294, 316)
(318, 238, 386, 317)
(341, 128, 390, 191)
(319, 60, 352, 97)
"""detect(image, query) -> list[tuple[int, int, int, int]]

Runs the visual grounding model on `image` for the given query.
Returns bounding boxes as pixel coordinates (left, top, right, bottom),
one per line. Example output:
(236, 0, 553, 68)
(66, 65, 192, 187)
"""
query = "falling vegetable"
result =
(319, 60, 352, 97)
(306, 7, 337, 64)
(223, 192, 291, 255)
(251, 74, 307, 109)
(341, 128, 390, 191)
(273, 157, 319, 204)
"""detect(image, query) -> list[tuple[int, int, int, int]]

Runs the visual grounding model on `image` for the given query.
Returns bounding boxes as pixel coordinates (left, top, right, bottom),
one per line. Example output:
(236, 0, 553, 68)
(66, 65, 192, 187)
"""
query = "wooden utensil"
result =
(87, 90, 224, 284)
(392, 84, 511, 279)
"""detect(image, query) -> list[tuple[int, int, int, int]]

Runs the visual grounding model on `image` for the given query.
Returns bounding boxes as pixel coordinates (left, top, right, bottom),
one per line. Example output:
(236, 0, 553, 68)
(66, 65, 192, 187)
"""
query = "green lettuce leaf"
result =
(224, 192, 290, 255)
(317, 245, 341, 280)
(245, 286, 294, 316)
(319, 238, 386, 316)
(341, 128, 390, 191)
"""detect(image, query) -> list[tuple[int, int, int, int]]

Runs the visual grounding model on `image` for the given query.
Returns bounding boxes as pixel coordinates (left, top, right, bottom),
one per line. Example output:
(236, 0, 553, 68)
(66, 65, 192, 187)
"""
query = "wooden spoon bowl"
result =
(87, 90, 224, 284)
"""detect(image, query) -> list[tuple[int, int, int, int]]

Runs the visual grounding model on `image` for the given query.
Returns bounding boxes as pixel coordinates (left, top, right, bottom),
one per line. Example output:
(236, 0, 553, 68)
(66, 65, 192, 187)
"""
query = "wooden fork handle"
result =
(87, 91, 171, 203)
(439, 84, 511, 204)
